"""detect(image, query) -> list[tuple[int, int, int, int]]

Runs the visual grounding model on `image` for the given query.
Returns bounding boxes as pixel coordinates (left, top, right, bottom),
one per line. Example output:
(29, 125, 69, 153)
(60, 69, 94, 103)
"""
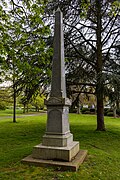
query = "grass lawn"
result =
(0, 109, 23, 116)
(0, 109, 45, 116)
(0, 113, 120, 180)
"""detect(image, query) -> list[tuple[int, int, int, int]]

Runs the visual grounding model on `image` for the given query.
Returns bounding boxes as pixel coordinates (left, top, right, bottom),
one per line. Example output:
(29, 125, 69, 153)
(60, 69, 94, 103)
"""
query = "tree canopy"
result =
(0, 0, 120, 129)
(46, 0, 120, 130)
(0, 0, 52, 121)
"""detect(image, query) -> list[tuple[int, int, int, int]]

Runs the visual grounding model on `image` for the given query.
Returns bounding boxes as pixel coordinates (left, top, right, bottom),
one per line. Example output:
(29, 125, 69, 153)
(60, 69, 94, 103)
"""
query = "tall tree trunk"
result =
(116, 100, 120, 110)
(96, 0, 105, 131)
(23, 104, 26, 113)
(96, 88, 105, 130)
(113, 102, 117, 118)
(70, 93, 80, 113)
(13, 84, 16, 123)
(36, 107, 37, 112)
(13, 60, 16, 123)
(27, 105, 28, 113)
(77, 100, 81, 114)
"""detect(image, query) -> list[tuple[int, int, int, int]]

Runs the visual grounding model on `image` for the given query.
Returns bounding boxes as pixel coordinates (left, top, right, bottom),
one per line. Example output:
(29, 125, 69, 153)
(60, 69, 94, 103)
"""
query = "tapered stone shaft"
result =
(51, 8, 66, 98)
(44, 8, 71, 136)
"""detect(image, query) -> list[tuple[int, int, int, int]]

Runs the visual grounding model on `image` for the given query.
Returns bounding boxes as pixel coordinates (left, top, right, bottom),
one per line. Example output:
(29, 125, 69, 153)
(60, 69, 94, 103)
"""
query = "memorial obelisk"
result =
(22, 8, 87, 171)
(32, 7, 79, 162)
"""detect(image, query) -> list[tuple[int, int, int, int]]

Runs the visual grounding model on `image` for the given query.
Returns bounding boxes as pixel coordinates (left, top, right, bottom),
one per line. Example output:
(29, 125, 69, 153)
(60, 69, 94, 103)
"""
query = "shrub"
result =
(84, 110, 91, 114)
(104, 108, 112, 116)
(107, 112, 113, 116)
(90, 108, 96, 113)
(69, 108, 77, 113)
(44, 107, 47, 111)
(0, 103, 6, 110)
(81, 108, 90, 114)
(116, 109, 120, 116)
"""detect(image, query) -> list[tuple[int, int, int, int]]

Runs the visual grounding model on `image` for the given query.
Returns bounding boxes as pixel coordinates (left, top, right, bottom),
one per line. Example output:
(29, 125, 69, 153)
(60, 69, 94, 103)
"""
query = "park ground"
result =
(0, 110, 120, 180)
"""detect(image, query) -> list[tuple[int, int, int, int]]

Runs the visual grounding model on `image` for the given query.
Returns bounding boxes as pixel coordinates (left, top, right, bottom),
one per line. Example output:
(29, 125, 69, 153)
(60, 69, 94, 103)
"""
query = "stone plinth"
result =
(32, 142, 79, 162)
(22, 150, 88, 172)
(42, 133, 73, 147)
(44, 97, 71, 137)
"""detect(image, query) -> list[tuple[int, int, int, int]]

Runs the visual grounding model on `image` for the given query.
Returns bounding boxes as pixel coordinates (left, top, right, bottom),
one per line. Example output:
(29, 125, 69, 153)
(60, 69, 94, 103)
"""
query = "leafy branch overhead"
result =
(46, 0, 120, 130)
(1, 0, 53, 101)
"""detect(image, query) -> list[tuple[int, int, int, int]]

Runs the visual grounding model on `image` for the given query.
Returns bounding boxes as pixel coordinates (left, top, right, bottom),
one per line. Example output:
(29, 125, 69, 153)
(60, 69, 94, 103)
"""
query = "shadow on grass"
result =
(70, 122, 120, 157)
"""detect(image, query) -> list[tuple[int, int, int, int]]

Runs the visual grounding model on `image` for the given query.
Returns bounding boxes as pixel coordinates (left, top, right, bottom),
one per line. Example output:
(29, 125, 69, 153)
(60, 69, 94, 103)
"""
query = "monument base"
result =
(32, 141, 79, 162)
(42, 133, 73, 147)
(21, 150, 88, 171)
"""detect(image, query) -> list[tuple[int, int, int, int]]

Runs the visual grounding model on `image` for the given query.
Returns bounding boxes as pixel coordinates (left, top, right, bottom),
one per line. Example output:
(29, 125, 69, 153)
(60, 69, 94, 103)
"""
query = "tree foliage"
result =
(1, 0, 52, 97)
(0, 0, 52, 121)
(46, 0, 120, 130)
(31, 94, 45, 112)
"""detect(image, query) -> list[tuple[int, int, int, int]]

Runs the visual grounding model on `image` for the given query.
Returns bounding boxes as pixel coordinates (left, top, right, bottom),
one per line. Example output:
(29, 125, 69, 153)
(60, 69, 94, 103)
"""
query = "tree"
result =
(0, 0, 52, 121)
(0, 87, 13, 110)
(31, 94, 45, 112)
(46, 0, 120, 130)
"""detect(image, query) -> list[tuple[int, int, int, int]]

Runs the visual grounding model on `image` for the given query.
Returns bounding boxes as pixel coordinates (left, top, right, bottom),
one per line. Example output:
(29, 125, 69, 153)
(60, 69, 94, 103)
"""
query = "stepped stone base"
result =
(32, 141, 79, 162)
(21, 150, 88, 171)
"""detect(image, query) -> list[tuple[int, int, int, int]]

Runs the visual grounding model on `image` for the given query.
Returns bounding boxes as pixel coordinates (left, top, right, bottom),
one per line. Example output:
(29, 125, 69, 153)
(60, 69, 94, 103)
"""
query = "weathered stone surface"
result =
(42, 133, 73, 147)
(22, 150, 88, 172)
(50, 7, 66, 98)
(32, 141, 79, 162)
(45, 106, 70, 135)
(44, 97, 71, 106)
(44, 8, 72, 139)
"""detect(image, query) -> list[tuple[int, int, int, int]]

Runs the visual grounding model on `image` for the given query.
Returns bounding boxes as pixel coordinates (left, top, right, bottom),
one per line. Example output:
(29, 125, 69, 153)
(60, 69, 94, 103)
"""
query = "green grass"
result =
(0, 109, 23, 116)
(0, 114, 120, 180)
(0, 109, 45, 119)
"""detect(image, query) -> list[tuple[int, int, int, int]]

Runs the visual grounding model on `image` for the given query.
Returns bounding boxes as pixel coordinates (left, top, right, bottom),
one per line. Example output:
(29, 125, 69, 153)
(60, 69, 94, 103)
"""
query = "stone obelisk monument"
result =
(22, 8, 87, 171)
